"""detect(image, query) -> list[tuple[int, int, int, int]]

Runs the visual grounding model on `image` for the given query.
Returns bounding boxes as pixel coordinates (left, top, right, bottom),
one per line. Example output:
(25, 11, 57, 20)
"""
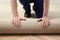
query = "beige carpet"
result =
(0, 35, 60, 40)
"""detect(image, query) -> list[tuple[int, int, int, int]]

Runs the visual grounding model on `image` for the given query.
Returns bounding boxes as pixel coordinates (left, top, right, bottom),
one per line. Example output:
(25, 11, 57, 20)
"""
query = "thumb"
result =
(48, 20, 51, 25)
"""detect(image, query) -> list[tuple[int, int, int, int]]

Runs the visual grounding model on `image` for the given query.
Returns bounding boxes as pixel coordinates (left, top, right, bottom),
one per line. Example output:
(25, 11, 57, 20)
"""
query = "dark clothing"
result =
(19, 0, 44, 18)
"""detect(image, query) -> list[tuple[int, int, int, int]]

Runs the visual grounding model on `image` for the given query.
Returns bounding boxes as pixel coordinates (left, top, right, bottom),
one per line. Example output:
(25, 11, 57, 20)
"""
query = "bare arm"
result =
(43, 0, 50, 17)
(11, 0, 18, 17)
(11, 0, 20, 27)
(11, 0, 26, 27)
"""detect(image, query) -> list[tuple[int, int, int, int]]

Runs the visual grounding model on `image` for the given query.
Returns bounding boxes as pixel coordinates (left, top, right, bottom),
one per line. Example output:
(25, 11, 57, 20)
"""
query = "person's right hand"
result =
(12, 17, 26, 27)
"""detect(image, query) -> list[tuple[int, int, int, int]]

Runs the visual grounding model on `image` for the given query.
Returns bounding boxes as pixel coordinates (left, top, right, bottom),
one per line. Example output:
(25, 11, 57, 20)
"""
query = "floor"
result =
(0, 34, 60, 40)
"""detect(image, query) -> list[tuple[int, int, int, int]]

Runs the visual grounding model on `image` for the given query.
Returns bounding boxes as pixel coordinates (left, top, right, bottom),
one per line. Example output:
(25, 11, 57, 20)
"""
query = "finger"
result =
(13, 20, 16, 26)
(43, 19, 48, 28)
(44, 20, 48, 27)
(48, 20, 51, 25)
(17, 19, 21, 27)
(45, 19, 50, 28)
(43, 19, 45, 28)
(46, 20, 49, 27)
(12, 19, 14, 24)
(45, 19, 50, 26)
(15, 20, 20, 27)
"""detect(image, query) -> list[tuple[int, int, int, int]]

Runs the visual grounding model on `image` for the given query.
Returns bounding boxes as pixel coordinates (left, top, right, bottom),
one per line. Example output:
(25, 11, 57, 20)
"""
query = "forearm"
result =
(11, 0, 18, 17)
(43, 0, 50, 17)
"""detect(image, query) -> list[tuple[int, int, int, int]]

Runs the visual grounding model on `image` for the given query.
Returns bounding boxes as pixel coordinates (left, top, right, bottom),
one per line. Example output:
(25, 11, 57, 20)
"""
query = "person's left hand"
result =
(37, 17, 51, 28)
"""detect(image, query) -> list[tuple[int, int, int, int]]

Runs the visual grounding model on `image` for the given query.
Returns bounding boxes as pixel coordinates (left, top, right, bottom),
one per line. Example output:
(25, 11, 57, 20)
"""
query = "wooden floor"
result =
(0, 34, 60, 40)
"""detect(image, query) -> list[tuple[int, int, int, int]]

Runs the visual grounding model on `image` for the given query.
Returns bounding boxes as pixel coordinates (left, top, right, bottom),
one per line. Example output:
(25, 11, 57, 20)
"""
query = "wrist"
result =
(13, 14, 19, 17)
(13, 15, 19, 18)
(43, 16, 48, 18)
(12, 12, 18, 17)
